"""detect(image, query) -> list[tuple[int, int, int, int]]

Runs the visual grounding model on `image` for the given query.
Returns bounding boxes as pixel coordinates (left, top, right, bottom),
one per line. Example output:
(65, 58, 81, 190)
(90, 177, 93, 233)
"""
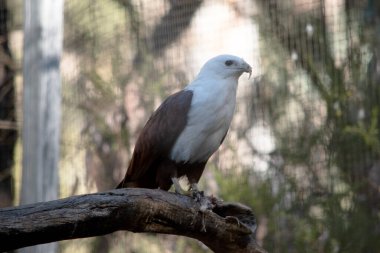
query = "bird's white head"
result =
(197, 54, 252, 80)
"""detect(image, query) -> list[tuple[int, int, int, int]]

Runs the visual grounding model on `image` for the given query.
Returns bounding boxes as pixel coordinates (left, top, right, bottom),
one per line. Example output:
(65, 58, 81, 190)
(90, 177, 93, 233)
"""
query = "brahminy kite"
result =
(117, 54, 252, 195)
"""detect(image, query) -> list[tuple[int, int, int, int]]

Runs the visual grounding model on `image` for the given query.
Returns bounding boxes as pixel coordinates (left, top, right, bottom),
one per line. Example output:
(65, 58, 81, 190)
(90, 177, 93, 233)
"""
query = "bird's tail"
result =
(115, 180, 125, 189)
(116, 177, 140, 189)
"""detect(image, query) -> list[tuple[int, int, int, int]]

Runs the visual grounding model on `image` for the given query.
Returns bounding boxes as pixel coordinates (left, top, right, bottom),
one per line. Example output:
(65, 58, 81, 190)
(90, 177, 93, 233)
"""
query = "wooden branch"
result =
(0, 188, 266, 253)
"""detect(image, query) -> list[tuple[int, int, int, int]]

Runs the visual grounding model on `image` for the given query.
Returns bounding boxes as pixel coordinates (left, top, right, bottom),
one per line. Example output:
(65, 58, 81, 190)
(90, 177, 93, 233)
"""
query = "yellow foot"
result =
(171, 177, 191, 195)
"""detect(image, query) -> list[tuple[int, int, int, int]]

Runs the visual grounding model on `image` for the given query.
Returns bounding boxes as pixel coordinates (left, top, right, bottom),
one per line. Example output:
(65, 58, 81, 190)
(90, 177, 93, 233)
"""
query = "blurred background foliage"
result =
(2, 0, 380, 252)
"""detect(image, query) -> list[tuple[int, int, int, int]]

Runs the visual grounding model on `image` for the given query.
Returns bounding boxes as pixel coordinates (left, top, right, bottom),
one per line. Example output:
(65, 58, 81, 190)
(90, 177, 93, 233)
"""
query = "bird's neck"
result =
(186, 75, 239, 93)
(185, 77, 238, 111)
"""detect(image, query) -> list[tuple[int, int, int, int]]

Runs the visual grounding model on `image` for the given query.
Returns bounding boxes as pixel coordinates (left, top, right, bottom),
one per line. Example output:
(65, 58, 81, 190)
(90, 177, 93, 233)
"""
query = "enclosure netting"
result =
(8, 0, 380, 252)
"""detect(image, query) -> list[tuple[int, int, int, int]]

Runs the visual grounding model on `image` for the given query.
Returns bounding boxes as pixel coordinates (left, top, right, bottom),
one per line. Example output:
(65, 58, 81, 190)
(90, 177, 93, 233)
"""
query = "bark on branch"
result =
(0, 188, 266, 253)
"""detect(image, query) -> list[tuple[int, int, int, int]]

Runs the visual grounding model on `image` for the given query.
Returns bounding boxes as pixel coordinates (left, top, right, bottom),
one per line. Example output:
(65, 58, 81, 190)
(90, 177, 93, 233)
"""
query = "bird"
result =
(117, 54, 252, 195)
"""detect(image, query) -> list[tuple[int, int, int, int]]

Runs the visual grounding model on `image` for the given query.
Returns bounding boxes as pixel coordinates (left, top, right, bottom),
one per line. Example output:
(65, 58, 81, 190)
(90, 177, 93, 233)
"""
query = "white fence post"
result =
(21, 0, 64, 252)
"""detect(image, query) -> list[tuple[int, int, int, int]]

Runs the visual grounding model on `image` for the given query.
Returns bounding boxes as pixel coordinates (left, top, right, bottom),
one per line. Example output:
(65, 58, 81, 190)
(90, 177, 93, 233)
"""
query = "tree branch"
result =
(0, 188, 266, 253)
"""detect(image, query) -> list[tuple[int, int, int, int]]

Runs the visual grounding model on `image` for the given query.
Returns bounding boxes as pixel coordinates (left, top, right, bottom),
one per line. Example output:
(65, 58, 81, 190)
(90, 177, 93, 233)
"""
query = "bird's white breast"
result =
(170, 78, 238, 163)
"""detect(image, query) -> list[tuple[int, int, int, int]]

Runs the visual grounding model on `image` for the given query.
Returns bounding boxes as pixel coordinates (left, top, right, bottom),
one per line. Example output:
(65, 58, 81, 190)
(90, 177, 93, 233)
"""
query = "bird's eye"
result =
(225, 60, 233, 66)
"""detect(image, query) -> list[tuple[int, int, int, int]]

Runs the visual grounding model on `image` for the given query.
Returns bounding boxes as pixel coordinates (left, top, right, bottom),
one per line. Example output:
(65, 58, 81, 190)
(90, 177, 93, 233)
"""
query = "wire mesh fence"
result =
(3, 0, 380, 252)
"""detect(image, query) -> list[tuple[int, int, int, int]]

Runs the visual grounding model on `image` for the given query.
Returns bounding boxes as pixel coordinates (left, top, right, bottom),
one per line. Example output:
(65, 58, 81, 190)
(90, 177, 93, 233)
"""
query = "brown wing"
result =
(116, 89, 193, 188)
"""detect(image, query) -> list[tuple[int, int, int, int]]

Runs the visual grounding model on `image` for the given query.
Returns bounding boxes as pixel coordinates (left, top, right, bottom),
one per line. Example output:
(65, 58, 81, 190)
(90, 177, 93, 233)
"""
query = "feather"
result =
(117, 54, 252, 192)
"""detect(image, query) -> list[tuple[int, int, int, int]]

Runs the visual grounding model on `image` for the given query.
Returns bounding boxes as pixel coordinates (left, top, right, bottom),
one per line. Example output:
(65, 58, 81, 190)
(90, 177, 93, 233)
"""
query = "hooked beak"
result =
(243, 63, 252, 79)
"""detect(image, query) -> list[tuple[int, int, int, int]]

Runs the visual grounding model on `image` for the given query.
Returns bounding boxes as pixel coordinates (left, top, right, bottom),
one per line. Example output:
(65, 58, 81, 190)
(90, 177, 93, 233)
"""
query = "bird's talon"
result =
(191, 189, 204, 201)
